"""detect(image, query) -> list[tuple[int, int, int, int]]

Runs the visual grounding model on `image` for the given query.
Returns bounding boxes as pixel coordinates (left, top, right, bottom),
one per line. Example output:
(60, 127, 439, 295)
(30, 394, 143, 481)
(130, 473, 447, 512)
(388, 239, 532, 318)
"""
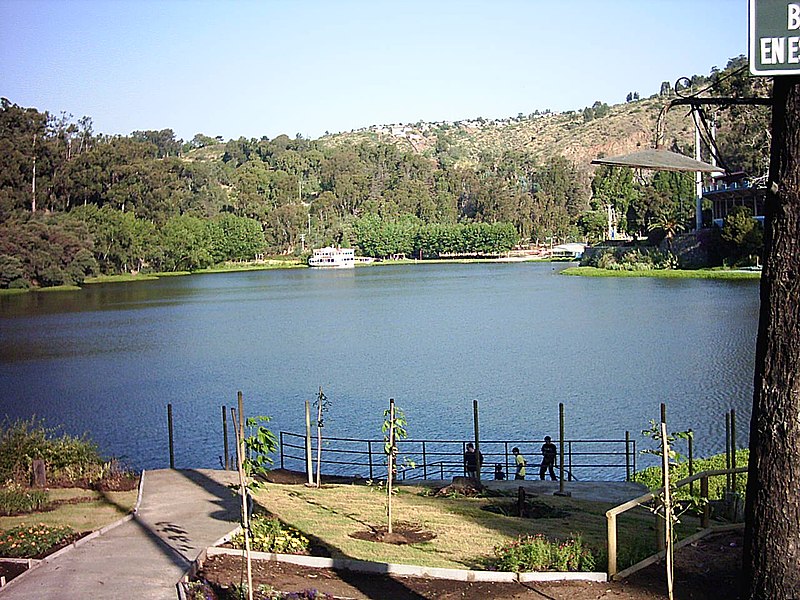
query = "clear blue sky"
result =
(1, 0, 748, 142)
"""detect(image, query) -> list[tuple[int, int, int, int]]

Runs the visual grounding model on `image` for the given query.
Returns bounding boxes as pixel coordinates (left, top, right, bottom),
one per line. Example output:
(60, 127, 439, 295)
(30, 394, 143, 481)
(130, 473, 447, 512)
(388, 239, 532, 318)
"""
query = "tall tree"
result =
(743, 76, 800, 599)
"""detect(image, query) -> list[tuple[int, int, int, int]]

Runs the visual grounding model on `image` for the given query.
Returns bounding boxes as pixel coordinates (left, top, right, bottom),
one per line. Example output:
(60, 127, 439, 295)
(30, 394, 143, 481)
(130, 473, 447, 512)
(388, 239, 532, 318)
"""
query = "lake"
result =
(0, 263, 759, 477)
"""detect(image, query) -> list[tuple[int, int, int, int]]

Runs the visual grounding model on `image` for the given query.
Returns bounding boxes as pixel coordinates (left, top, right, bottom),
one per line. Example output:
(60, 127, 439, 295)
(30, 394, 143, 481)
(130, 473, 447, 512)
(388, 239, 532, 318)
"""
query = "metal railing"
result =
(279, 432, 637, 482)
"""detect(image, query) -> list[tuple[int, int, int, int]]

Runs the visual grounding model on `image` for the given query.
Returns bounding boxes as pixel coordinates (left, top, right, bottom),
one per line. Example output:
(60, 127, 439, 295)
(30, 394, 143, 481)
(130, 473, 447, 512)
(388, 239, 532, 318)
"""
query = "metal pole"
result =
(167, 403, 175, 469)
(279, 431, 285, 470)
(222, 405, 229, 470)
(368, 440, 374, 480)
(473, 399, 481, 482)
(568, 441, 573, 481)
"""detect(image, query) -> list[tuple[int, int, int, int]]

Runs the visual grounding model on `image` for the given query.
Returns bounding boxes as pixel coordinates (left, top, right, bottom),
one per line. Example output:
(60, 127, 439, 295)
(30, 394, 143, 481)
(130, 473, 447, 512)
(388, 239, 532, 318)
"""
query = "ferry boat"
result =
(308, 247, 355, 269)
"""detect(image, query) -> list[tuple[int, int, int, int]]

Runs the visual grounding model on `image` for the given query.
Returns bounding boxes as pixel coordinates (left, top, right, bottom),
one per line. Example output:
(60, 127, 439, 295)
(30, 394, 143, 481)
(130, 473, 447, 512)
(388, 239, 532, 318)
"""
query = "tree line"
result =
(0, 57, 770, 288)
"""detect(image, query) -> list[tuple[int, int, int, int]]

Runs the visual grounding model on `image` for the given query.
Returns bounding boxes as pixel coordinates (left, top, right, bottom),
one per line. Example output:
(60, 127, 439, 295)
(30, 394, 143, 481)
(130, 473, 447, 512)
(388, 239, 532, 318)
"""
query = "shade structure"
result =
(591, 148, 724, 173)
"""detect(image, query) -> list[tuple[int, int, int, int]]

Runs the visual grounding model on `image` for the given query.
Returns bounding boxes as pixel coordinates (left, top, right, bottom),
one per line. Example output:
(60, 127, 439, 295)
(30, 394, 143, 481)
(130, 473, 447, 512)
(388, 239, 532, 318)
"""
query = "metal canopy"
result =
(591, 148, 724, 173)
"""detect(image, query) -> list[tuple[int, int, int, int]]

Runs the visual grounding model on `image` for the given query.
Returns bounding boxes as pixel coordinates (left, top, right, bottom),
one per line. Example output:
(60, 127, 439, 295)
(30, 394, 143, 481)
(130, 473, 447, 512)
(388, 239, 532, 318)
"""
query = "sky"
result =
(1, 0, 748, 143)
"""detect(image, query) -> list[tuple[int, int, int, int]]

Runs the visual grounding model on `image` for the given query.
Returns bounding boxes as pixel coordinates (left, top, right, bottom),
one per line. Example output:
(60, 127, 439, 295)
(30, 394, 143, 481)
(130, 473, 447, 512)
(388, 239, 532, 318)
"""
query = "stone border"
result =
(0, 470, 146, 595)
(187, 527, 607, 586)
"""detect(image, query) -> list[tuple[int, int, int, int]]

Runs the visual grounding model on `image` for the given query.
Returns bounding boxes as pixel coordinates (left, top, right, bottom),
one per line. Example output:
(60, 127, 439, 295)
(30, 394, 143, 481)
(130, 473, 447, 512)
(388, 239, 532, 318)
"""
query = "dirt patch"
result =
(194, 530, 743, 599)
(482, 498, 570, 519)
(0, 560, 29, 584)
(349, 522, 436, 545)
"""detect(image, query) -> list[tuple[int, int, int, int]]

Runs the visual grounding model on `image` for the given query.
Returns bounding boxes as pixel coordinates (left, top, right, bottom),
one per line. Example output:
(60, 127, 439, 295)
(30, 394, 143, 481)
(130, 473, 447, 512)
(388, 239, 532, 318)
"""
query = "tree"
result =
(742, 76, 800, 600)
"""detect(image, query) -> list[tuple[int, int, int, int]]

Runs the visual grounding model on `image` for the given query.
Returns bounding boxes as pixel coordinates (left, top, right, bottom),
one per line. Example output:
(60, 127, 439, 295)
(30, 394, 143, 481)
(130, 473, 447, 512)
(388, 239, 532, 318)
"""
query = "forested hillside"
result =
(0, 56, 770, 289)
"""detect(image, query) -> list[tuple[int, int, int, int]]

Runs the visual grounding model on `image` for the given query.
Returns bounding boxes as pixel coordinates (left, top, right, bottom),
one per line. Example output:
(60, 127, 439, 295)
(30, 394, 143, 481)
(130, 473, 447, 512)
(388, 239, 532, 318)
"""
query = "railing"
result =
(279, 432, 637, 482)
(605, 466, 748, 579)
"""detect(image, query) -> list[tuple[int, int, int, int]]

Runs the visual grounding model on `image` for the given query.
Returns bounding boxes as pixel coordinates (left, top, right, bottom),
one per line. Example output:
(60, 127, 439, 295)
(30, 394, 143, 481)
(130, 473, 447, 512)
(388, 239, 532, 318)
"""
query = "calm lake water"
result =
(0, 263, 759, 477)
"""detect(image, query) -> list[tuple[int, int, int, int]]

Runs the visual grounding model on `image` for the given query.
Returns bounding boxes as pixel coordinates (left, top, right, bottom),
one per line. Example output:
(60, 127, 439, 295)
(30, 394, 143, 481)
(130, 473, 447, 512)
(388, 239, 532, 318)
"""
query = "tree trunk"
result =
(743, 76, 800, 599)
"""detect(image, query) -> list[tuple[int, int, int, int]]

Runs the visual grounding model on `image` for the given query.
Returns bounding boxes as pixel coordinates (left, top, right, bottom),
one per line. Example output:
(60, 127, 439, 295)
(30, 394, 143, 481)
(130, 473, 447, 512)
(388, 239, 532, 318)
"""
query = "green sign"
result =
(750, 0, 800, 74)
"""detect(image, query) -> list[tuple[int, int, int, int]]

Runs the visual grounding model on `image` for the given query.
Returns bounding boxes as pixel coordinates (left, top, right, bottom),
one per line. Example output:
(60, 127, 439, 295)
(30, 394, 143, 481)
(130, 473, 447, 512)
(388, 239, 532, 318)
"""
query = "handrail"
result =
(606, 466, 748, 579)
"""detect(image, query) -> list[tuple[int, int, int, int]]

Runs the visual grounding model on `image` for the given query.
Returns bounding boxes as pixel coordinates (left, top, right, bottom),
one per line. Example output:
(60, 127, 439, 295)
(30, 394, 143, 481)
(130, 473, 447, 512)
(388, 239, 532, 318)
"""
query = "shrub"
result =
(0, 484, 48, 515)
(494, 533, 597, 572)
(0, 523, 76, 557)
(632, 449, 749, 502)
(229, 515, 309, 555)
(0, 417, 103, 484)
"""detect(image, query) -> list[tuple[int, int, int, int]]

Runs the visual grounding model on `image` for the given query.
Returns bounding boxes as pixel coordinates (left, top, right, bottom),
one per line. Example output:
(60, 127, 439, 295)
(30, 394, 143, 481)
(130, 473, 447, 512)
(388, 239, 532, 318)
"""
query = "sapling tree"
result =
(382, 398, 410, 534)
(641, 418, 695, 600)
(314, 386, 331, 488)
(244, 415, 278, 482)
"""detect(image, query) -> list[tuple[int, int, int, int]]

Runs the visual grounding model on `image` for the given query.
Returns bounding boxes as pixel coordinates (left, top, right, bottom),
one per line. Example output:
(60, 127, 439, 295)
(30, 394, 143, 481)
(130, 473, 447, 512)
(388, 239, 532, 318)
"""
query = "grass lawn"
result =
(252, 482, 701, 570)
(0, 488, 138, 534)
(562, 266, 761, 280)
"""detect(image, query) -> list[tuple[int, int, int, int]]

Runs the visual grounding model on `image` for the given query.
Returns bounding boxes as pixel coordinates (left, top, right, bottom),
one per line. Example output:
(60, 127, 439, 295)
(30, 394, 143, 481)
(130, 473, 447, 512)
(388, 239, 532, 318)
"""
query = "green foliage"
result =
(632, 448, 750, 502)
(0, 484, 48, 515)
(0, 523, 76, 557)
(244, 416, 278, 480)
(582, 246, 674, 271)
(494, 533, 597, 572)
(719, 206, 764, 266)
(0, 417, 103, 484)
(229, 515, 309, 554)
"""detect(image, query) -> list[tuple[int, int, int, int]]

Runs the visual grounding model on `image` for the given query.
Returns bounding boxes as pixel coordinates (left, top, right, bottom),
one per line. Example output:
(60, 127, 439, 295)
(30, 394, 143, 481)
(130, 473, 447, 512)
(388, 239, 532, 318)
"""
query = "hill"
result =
(317, 94, 698, 171)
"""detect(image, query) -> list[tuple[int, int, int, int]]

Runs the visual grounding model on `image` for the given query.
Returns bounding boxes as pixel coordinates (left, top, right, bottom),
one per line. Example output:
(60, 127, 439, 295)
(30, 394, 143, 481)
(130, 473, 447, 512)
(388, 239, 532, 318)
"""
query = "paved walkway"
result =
(1, 469, 241, 600)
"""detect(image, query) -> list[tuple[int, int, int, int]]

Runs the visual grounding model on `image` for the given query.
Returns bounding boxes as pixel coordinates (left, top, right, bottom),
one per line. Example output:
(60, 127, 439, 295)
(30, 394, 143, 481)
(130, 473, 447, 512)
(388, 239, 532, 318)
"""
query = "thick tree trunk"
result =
(743, 76, 800, 599)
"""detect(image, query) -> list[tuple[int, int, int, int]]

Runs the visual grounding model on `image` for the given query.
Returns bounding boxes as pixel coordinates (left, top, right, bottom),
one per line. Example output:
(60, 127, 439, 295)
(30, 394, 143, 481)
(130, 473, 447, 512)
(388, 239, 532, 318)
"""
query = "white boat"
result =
(308, 247, 355, 269)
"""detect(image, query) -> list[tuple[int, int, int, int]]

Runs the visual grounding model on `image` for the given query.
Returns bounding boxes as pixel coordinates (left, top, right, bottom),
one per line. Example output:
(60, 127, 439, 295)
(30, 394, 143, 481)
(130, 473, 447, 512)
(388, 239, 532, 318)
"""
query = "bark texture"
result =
(743, 76, 800, 599)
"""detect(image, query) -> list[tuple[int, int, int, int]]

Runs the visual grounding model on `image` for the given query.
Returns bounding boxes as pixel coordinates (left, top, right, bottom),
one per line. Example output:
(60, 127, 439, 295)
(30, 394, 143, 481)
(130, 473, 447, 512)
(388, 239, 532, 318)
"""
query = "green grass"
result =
(562, 266, 761, 280)
(0, 488, 137, 533)
(252, 482, 698, 571)
(83, 274, 161, 284)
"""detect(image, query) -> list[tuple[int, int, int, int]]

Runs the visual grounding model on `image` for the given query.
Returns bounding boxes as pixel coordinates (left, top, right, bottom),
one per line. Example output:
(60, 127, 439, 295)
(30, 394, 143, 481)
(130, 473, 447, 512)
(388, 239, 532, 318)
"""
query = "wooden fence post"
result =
(473, 399, 481, 482)
(167, 403, 175, 469)
(730, 409, 737, 493)
(222, 405, 229, 470)
(701, 475, 710, 528)
(607, 512, 618, 577)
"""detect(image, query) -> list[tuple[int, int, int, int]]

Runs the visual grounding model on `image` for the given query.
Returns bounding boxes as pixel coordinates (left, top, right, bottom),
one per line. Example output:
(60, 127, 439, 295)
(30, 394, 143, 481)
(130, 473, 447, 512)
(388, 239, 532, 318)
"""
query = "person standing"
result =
(463, 442, 482, 479)
(512, 447, 526, 480)
(539, 436, 558, 481)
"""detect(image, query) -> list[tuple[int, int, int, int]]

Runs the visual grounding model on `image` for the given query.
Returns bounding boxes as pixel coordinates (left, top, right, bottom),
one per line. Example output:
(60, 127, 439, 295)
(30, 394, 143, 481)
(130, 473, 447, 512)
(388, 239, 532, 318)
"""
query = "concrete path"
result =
(1, 469, 241, 600)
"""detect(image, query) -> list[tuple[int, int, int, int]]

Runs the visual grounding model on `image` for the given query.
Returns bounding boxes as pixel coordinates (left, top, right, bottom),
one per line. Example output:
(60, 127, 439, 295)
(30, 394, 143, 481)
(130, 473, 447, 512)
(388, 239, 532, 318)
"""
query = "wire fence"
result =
(278, 431, 637, 482)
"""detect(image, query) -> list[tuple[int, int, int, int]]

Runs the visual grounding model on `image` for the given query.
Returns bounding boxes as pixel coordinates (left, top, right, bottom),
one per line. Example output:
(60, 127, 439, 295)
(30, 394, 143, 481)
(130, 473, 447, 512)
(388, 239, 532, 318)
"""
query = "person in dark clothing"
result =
(539, 435, 558, 481)
(494, 464, 505, 480)
(463, 442, 482, 479)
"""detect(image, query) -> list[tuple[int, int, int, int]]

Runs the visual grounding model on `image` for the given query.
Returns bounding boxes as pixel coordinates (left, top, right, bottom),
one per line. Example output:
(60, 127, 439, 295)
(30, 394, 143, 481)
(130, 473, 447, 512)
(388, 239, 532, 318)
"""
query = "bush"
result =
(229, 515, 309, 554)
(0, 484, 48, 515)
(0, 417, 103, 484)
(494, 533, 597, 572)
(0, 523, 76, 557)
(632, 449, 749, 502)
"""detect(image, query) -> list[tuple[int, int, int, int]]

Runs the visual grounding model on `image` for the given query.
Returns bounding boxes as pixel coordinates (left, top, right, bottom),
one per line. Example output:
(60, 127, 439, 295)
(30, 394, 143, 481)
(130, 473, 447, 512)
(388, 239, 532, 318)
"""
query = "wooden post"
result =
(31, 460, 46, 487)
(730, 409, 737, 493)
(237, 391, 245, 447)
(607, 512, 618, 578)
(517, 486, 526, 517)
(222, 405, 229, 471)
(232, 404, 253, 600)
(368, 440, 374, 480)
(661, 421, 674, 600)
(701, 475, 710, 528)
(725, 411, 731, 493)
(305, 400, 313, 485)
(688, 428, 694, 495)
(387, 399, 395, 534)
(167, 403, 175, 469)
(473, 399, 481, 482)
(558, 402, 566, 493)
(625, 430, 631, 481)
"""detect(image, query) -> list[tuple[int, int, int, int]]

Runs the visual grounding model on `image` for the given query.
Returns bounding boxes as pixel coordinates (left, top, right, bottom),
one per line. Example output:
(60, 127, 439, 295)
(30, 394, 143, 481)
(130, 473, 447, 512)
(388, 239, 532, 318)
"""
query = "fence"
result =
(605, 466, 748, 579)
(278, 431, 637, 482)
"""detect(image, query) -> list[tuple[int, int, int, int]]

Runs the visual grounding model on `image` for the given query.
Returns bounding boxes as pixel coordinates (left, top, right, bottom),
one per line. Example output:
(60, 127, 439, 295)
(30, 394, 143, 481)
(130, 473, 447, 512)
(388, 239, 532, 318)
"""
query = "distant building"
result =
(551, 243, 586, 259)
(703, 172, 766, 227)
